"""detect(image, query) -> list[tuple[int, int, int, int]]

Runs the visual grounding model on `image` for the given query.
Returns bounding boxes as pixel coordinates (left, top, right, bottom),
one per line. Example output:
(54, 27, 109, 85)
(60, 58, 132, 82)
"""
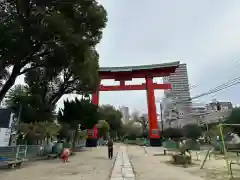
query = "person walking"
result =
(107, 139, 113, 159)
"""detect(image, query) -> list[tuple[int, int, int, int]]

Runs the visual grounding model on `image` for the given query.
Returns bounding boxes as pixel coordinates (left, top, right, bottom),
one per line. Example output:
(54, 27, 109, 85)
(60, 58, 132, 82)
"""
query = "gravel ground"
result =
(127, 145, 204, 180)
(147, 146, 240, 180)
(2, 146, 117, 180)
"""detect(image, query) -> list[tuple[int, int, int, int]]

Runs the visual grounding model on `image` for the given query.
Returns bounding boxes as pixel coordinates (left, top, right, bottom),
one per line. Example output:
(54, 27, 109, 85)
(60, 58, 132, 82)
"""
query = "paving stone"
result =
(110, 177, 123, 180)
(110, 146, 135, 180)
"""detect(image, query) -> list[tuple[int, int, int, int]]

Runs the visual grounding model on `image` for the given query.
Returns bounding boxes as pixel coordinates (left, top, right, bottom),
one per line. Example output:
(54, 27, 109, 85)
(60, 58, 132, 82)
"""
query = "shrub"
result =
(162, 128, 183, 139)
(182, 124, 202, 140)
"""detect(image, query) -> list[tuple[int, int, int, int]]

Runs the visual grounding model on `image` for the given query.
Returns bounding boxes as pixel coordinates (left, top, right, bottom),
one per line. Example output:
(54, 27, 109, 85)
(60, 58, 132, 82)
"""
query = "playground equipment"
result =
(219, 124, 240, 179)
(200, 124, 240, 179)
(163, 139, 200, 157)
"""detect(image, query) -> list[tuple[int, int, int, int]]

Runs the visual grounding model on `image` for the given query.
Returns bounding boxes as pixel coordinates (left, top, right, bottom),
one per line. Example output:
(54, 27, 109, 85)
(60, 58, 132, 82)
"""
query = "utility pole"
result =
(159, 103, 164, 132)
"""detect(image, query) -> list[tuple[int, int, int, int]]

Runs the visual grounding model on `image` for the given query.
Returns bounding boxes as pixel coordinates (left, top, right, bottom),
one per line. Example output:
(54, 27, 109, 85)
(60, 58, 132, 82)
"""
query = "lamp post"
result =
(156, 101, 164, 132)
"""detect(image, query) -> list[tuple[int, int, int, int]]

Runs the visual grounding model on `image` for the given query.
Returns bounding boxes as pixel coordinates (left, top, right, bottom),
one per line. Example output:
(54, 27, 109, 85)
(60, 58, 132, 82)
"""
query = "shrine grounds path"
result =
(2, 144, 206, 180)
(127, 145, 205, 180)
(1, 145, 118, 180)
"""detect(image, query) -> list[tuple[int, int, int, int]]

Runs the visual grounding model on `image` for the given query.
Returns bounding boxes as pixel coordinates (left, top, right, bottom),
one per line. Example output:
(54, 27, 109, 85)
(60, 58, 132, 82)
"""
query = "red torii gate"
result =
(92, 61, 179, 146)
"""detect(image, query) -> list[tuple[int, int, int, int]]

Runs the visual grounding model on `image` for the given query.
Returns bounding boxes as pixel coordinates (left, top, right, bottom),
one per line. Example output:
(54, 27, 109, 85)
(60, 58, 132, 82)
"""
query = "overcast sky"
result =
(16, 0, 240, 113)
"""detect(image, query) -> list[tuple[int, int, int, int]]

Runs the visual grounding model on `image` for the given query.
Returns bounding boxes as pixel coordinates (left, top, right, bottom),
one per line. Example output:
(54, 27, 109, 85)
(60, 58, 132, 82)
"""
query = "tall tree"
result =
(58, 98, 99, 149)
(131, 112, 148, 137)
(98, 105, 122, 132)
(24, 48, 100, 106)
(96, 120, 110, 139)
(225, 108, 240, 133)
(98, 105, 122, 139)
(182, 124, 203, 140)
(0, 0, 107, 103)
(4, 84, 56, 123)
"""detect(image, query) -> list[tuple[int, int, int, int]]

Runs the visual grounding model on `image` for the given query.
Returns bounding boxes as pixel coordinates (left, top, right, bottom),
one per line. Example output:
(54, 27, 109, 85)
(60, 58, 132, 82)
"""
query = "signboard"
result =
(0, 128, 11, 146)
(0, 112, 15, 146)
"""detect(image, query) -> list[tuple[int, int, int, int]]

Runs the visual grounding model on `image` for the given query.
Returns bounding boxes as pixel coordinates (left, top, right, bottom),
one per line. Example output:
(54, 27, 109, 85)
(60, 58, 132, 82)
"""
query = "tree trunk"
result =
(72, 128, 78, 151)
(0, 65, 21, 103)
(49, 83, 68, 105)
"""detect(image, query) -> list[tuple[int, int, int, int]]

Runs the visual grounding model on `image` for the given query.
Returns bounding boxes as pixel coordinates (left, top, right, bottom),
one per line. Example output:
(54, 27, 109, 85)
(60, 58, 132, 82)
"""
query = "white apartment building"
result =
(119, 106, 130, 124)
(162, 63, 192, 128)
(188, 100, 233, 126)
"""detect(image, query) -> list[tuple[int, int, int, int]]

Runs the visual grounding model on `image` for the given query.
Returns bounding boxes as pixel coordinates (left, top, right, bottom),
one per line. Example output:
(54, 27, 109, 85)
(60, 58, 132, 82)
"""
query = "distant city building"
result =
(162, 63, 192, 128)
(206, 99, 233, 112)
(188, 100, 233, 126)
(119, 106, 130, 124)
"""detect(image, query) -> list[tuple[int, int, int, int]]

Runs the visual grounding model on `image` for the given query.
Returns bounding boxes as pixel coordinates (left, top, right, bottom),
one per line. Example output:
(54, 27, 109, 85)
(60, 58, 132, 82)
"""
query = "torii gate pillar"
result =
(146, 77, 159, 143)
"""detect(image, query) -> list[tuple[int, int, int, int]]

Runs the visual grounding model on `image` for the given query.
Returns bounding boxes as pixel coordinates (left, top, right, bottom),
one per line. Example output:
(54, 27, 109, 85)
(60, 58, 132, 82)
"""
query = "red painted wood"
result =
(99, 67, 176, 79)
(99, 83, 171, 91)
(89, 65, 179, 140)
(146, 77, 160, 139)
(91, 91, 99, 105)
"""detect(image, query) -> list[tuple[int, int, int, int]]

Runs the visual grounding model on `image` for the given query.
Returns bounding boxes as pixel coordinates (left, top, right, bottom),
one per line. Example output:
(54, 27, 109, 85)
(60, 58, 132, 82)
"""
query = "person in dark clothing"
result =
(107, 139, 113, 159)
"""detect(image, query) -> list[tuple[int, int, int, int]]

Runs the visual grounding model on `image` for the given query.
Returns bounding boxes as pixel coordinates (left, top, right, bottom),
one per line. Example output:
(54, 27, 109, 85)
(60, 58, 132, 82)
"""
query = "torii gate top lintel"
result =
(99, 61, 180, 80)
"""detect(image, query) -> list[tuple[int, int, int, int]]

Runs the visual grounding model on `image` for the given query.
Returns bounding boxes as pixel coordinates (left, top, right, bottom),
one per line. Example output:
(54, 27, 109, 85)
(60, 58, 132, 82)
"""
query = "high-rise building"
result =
(119, 106, 130, 124)
(162, 63, 192, 128)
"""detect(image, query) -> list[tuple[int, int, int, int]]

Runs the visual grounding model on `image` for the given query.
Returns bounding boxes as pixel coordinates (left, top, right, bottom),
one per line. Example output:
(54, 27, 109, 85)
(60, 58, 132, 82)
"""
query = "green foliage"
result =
(96, 120, 110, 138)
(4, 84, 56, 123)
(206, 125, 232, 138)
(134, 115, 148, 137)
(120, 122, 142, 140)
(78, 130, 88, 140)
(36, 121, 61, 139)
(58, 97, 99, 149)
(225, 108, 240, 133)
(182, 124, 203, 139)
(162, 128, 183, 139)
(24, 48, 101, 106)
(58, 98, 99, 130)
(0, 0, 107, 103)
(16, 121, 60, 144)
(98, 105, 122, 131)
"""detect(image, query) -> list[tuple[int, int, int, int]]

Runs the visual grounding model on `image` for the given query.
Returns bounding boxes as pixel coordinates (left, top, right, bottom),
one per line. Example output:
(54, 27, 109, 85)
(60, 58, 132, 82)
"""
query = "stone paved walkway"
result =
(110, 146, 135, 180)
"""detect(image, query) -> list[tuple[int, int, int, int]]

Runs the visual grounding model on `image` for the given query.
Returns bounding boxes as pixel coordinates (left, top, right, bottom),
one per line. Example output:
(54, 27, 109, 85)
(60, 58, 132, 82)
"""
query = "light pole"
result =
(156, 101, 164, 132)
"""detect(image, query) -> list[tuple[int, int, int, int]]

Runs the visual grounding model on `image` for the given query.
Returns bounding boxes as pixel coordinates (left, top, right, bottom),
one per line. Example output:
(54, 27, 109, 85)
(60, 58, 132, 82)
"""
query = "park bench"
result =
(47, 153, 59, 159)
(0, 158, 24, 168)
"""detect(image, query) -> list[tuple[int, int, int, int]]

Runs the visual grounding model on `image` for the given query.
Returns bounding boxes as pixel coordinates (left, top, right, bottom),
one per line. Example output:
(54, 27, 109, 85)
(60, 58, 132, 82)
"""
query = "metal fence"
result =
(0, 141, 86, 160)
(0, 145, 43, 160)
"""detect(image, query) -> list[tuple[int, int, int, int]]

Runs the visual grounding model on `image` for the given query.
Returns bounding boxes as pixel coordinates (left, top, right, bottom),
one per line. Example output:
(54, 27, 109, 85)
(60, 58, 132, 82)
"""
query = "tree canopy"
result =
(182, 124, 203, 139)
(225, 108, 240, 133)
(162, 128, 183, 139)
(96, 120, 110, 138)
(0, 0, 107, 103)
(4, 84, 56, 123)
(58, 98, 99, 130)
(98, 105, 122, 131)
